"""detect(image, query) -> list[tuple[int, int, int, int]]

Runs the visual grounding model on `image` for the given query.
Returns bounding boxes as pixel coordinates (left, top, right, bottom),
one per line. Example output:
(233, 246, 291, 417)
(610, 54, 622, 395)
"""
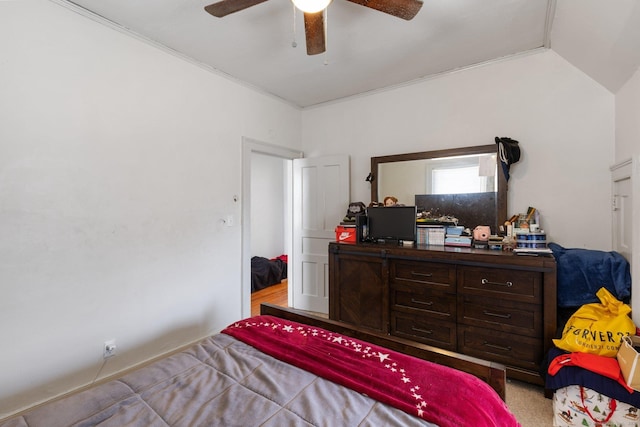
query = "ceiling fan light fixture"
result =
(291, 0, 332, 14)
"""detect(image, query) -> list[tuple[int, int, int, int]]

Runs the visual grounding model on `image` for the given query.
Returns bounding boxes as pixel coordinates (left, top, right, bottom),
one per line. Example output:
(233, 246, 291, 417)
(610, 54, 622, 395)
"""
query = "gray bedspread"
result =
(2, 333, 435, 427)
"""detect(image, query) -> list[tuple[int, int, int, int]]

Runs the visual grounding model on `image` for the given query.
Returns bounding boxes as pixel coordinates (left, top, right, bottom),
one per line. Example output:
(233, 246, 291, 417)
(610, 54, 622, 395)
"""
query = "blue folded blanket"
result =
(549, 243, 631, 308)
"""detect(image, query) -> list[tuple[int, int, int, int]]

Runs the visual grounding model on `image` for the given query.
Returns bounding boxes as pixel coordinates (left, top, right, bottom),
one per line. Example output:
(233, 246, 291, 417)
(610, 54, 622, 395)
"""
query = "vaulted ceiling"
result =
(59, 0, 640, 107)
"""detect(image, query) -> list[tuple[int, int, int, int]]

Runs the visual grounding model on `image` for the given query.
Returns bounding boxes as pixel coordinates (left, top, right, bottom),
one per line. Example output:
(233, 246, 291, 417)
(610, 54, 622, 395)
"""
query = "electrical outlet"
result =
(103, 340, 117, 359)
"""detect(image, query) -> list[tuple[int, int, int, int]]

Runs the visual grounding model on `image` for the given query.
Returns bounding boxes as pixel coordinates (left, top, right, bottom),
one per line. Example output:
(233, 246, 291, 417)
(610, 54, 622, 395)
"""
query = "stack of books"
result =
(488, 235, 505, 250)
(416, 224, 446, 245)
(444, 235, 472, 247)
(443, 225, 472, 247)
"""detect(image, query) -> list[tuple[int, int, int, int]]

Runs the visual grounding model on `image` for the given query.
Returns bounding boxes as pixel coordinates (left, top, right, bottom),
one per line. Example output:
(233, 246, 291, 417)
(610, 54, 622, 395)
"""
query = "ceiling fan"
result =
(204, 0, 423, 55)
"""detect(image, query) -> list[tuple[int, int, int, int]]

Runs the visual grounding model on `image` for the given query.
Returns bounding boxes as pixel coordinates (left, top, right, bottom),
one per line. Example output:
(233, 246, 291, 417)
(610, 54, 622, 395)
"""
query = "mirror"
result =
(370, 144, 507, 233)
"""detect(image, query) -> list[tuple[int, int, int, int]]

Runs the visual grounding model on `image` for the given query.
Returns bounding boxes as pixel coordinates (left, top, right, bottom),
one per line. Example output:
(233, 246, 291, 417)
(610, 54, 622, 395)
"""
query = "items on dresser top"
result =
(366, 205, 417, 244)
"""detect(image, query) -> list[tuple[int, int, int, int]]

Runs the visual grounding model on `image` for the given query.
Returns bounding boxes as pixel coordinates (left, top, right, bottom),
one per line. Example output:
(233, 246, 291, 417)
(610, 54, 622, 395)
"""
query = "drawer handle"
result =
(411, 327, 433, 335)
(483, 342, 512, 352)
(411, 298, 434, 306)
(411, 271, 434, 278)
(482, 310, 512, 319)
(481, 278, 513, 287)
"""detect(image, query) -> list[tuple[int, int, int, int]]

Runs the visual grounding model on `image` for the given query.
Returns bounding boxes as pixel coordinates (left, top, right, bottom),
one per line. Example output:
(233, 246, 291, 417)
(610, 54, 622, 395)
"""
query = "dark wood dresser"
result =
(328, 242, 557, 385)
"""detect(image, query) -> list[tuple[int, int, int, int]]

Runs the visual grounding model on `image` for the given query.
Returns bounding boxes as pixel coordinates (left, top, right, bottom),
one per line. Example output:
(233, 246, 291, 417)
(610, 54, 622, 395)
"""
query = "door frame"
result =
(241, 137, 303, 319)
(610, 156, 638, 324)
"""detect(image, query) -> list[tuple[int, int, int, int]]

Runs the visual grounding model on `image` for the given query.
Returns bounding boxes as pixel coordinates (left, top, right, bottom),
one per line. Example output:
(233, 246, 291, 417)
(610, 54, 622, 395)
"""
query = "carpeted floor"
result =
(506, 379, 554, 426)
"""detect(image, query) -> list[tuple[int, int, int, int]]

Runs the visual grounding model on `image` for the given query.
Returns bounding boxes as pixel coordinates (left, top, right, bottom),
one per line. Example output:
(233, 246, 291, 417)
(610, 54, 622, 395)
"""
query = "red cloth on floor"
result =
(548, 351, 634, 393)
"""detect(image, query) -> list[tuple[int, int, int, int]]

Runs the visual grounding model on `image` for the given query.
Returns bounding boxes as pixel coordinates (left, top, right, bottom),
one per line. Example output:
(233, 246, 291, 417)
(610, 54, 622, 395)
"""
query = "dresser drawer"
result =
(458, 325, 543, 371)
(391, 312, 456, 351)
(458, 266, 542, 303)
(391, 260, 456, 292)
(458, 295, 542, 336)
(391, 286, 456, 320)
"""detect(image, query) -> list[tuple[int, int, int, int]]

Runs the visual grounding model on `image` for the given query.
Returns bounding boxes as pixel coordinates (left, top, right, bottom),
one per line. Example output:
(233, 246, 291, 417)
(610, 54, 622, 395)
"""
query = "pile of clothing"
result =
(544, 244, 635, 426)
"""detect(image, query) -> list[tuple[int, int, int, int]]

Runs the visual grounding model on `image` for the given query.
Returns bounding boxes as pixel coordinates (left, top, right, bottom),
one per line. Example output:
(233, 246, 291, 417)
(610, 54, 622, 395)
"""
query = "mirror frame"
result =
(370, 144, 507, 231)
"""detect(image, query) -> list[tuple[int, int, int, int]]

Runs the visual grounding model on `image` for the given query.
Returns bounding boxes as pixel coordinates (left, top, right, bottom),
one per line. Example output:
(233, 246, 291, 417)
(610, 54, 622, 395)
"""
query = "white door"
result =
(611, 159, 636, 325)
(612, 166, 632, 262)
(292, 155, 350, 313)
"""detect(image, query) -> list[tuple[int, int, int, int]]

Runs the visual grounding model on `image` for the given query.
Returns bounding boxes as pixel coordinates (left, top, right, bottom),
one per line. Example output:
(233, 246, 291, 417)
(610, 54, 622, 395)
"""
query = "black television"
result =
(367, 206, 417, 243)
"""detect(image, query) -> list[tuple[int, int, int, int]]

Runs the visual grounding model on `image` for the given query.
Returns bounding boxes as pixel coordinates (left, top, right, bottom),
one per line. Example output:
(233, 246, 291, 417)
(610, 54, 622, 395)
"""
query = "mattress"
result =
(1, 315, 518, 427)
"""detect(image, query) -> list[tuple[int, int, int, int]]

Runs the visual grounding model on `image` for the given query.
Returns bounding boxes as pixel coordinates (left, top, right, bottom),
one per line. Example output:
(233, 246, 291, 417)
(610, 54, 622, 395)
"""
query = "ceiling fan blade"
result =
(346, 0, 423, 20)
(204, 0, 270, 18)
(304, 12, 326, 55)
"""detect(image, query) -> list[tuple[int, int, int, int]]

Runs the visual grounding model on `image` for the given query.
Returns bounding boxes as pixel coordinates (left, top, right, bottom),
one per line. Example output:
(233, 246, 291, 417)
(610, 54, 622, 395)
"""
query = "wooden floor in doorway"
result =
(251, 280, 288, 316)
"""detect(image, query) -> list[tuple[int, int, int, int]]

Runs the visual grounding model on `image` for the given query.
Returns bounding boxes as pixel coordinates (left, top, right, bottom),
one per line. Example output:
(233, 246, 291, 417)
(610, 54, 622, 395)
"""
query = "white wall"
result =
(302, 50, 615, 250)
(616, 68, 640, 164)
(250, 153, 286, 258)
(0, 0, 300, 418)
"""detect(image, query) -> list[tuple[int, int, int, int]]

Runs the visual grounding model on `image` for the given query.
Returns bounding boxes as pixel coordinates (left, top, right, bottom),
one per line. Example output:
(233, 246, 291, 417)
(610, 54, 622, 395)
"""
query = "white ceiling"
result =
(59, 0, 640, 108)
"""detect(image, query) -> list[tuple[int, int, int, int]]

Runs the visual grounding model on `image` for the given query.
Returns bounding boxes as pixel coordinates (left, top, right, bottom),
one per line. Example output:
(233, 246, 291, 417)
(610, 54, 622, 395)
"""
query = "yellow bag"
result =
(553, 287, 636, 357)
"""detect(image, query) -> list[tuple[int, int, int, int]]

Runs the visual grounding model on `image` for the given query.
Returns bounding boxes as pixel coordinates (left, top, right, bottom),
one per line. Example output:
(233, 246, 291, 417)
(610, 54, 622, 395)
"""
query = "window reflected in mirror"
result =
(429, 153, 497, 194)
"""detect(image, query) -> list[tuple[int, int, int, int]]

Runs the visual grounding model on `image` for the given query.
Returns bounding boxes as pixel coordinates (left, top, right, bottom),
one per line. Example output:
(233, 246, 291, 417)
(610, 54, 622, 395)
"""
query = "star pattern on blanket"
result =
(228, 319, 428, 419)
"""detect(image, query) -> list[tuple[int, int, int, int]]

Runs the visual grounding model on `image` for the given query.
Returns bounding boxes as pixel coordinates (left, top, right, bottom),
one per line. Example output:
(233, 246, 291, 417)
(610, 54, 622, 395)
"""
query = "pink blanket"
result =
(223, 315, 520, 427)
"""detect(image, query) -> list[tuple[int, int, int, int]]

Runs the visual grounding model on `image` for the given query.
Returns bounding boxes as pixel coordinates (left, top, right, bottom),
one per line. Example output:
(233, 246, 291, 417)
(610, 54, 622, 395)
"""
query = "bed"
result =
(251, 255, 287, 292)
(0, 305, 518, 427)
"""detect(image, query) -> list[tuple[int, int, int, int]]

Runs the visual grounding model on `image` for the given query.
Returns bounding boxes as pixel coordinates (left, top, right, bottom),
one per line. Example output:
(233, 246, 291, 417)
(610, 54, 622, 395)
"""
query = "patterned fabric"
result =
(553, 385, 640, 427)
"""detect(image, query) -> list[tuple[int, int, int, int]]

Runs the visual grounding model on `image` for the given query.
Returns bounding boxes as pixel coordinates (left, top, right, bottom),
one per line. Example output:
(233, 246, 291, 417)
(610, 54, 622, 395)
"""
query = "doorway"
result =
(611, 157, 636, 324)
(241, 138, 302, 319)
